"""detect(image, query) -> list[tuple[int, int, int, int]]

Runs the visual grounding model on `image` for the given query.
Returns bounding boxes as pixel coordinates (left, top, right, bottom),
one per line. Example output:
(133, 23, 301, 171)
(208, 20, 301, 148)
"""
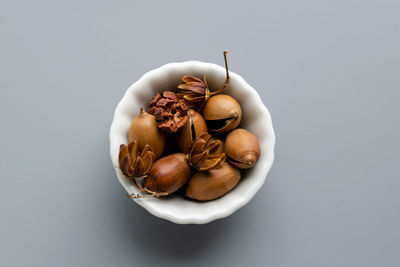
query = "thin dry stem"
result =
(211, 50, 230, 95)
(131, 176, 148, 194)
(143, 188, 169, 197)
(126, 187, 169, 199)
(223, 50, 230, 80)
(126, 193, 160, 199)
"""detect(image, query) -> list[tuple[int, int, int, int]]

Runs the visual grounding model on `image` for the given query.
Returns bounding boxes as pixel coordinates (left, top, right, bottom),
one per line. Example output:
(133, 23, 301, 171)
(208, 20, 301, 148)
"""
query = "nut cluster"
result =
(118, 51, 261, 201)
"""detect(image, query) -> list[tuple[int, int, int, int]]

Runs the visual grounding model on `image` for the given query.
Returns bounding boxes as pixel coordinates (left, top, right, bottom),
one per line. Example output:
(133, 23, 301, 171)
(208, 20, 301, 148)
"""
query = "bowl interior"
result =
(110, 61, 275, 224)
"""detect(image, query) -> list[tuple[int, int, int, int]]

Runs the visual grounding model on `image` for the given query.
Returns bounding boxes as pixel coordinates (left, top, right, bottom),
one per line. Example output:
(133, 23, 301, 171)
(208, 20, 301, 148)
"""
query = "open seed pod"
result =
(148, 91, 189, 133)
(209, 135, 225, 154)
(118, 141, 156, 177)
(187, 132, 226, 171)
(176, 109, 208, 153)
(186, 162, 241, 201)
(176, 76, 212, 109)
(128, 109, 165, 159)
(202, 94, 242, 133)
(177, 51, 230, 109)
(225, 128, 260, 169)
(142, 153, 191, 196)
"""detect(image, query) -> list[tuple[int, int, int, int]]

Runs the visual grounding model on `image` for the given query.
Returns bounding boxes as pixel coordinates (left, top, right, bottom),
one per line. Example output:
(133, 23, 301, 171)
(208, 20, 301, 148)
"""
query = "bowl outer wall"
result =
(109, 61, 275, 224)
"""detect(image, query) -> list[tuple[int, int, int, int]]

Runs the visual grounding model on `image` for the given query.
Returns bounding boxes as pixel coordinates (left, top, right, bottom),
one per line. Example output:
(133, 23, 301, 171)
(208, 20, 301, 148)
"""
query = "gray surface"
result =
(1, 0, 399, 266)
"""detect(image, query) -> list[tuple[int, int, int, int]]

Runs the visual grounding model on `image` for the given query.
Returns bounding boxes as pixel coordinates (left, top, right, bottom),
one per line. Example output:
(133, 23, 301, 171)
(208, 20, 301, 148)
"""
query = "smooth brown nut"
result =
(144, 153, 191, 194)
(176, 109, 208, 153)
(186, 162, 240, 201)
(202, 94, 242, 133)
(225, 128, 260, 169)
(128, 109, 165, 159)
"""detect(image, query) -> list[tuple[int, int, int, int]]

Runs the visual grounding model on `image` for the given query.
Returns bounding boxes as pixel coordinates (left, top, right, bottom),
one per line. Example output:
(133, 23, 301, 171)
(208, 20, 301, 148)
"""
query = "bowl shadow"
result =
(114, 193, 235, 261)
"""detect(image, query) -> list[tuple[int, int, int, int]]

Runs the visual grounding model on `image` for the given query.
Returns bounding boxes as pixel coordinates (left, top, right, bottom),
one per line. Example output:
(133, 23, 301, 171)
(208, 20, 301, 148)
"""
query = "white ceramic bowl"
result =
(109, 61, 275, 224)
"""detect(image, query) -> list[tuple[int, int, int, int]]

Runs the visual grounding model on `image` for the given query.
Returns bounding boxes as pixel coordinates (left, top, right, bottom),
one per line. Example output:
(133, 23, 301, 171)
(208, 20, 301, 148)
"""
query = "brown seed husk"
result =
(118, 141, 156, 177)
(177, 51, 230, 109)
(176, 109, 208, 153)
(187, 132, 226, 171)
(148, 91, 189, 133)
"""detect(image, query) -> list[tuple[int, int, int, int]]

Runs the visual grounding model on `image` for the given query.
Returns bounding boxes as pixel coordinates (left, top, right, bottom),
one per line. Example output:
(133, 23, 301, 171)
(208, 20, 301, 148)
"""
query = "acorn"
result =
(143, 153, 191, 196)
(186, 162, 241, 201)
(176, 109, 208, 153)
(128, 109, 165, 159)
(202, 94, 242, 133)
(224, 128, 260, 169)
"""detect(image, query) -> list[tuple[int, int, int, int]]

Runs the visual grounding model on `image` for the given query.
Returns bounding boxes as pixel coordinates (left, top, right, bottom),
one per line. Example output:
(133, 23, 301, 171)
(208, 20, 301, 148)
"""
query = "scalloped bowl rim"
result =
(109, 61, 275, 224)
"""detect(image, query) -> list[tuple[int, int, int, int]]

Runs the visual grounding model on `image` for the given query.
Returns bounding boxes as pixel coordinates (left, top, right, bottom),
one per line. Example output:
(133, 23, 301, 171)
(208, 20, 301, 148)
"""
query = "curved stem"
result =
(125, 186, 169, 199)
(223, 50, 230, 81)
(127, 193, 160, 199)
(131, 176, 147, 193)
(143, 188, 169, 197)
(211, 50, 230, 95)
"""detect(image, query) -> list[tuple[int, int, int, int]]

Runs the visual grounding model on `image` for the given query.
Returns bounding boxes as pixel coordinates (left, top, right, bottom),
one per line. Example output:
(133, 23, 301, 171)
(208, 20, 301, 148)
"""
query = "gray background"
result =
(1, 0, 399, 266)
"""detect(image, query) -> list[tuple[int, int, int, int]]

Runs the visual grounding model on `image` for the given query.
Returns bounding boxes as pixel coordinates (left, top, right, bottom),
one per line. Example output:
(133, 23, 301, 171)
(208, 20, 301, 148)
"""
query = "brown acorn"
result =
(177, 51, 230, 109)
(176, 109, 208, 153)
(202, 94, 242, 133)
(224, 128, 260, 169)
(142, 153, 191, 196)
(186, 162, 241, 201)
(128, 109, 165, 159)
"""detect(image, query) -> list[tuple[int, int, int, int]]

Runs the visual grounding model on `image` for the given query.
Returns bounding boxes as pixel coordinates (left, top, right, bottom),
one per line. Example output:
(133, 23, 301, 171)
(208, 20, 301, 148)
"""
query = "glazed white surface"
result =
(109, 61, 275, 224)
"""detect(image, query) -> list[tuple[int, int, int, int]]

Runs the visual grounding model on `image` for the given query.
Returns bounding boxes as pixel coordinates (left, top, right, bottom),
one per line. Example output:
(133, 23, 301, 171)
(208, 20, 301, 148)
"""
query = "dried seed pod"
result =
(202, 94, 242, 133)
(118, 141, 156, 177)
(187, 132, 226, 171)
(176, 109, 208, 153)
(186, 162, 241, 201)
(148, 91, 189, 133)
(143, 153, 191, 195)
(225, 128, 260, 169)
(177, 51, 230, 109)
(128, 109, 165, 159)
(209, 135, 224, 154)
